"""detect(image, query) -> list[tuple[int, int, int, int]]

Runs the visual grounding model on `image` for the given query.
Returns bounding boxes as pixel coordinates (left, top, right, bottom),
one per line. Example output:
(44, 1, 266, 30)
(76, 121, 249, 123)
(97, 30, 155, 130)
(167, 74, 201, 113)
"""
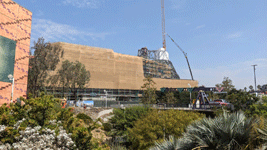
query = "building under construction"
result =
(45, 42, 198, 101)
(44, 0, 197, 102)
(138, 47, 180, 79)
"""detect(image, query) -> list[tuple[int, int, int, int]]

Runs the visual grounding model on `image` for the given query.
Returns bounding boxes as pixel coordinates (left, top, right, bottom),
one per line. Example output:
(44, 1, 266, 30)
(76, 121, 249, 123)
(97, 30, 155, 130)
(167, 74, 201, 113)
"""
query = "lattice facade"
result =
(48, 42, 198, 98)
(138, 47, 180, 79)
(0, 0, 32, 105)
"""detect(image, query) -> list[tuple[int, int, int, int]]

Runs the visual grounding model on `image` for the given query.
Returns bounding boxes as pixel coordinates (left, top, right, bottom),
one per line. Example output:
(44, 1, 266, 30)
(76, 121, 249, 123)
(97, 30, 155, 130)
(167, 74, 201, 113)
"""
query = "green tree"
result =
(128, 110, 204, 150)
(246, 96, 267, 118)
(207, 91, 219, 100)
(156, 91, 165, 103)
(257, 85, 262, 91)
(24, 92, 61, 126)
(163, 92, 176, 104)
(49, 60, 90, 100)
(174, 91, 192, 106)
(216, 77, 235, 92)
(27, 37, 64, 98)
(249, 85, 254, 92)
(141, 76, 157, 104)
(244, 87, 247, 92)
(227, 89, 259, 112)
(107, 106, 151, 143)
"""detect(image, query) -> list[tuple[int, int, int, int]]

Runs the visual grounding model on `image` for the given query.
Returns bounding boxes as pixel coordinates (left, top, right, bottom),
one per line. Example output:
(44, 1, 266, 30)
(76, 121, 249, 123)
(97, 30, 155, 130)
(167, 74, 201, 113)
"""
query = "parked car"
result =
(210, 99, 234, 111)
(207, 101, 222, 108)
(213, 99, 230, 106)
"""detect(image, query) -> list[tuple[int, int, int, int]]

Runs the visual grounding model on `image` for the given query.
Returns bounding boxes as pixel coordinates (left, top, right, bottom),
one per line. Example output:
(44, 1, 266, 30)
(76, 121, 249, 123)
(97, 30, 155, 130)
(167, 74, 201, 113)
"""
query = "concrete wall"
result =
(0, 0, 32, 105)
(51, 42, 198, 90)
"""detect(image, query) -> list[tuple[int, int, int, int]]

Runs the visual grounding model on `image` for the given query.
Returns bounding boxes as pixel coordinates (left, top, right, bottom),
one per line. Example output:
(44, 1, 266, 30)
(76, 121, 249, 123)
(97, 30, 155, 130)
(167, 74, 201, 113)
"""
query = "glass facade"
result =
(0, 35, 16, 83)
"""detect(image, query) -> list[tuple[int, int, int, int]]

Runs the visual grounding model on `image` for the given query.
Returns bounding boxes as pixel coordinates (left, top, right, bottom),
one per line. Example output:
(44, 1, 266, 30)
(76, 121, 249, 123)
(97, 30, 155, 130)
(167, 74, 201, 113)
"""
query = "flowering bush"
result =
(0, 93, 101, 149)
(0, 119, 76, 150)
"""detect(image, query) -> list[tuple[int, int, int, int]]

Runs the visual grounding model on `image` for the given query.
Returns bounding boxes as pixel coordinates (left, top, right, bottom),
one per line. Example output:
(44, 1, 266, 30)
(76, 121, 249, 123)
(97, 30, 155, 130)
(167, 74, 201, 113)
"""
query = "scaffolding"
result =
(44, 87, 142, 101)
(138, 47, 180, 79)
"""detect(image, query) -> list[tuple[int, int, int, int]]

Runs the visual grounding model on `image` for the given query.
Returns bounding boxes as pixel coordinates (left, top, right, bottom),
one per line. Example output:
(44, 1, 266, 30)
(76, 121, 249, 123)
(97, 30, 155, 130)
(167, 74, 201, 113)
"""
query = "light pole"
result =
(104, 90, 108, 108)
(188, 83, 191, 108)
(8, 74, 14, 103)
(252, 64, 257, 96)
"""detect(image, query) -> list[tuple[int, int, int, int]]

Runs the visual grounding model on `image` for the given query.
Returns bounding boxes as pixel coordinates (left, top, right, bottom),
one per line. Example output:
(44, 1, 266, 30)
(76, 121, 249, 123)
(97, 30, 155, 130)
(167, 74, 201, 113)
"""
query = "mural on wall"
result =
(0, 35, 16, 83)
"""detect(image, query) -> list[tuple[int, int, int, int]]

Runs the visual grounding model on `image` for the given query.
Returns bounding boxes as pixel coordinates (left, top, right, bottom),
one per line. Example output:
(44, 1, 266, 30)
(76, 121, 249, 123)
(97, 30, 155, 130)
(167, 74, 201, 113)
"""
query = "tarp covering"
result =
(0, 35, 16, 83)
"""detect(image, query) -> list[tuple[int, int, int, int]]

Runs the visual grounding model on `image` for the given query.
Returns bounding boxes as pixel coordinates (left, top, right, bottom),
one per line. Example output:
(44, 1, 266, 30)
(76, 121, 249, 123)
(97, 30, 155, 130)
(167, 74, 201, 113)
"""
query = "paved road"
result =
(97, 108, 113, 119)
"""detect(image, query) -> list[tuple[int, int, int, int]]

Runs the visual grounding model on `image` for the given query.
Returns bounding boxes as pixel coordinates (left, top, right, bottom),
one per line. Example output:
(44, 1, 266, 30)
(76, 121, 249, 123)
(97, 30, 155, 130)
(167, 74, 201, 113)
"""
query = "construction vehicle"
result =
(193, 90, 234, 111)
(193, 90, 221, 109)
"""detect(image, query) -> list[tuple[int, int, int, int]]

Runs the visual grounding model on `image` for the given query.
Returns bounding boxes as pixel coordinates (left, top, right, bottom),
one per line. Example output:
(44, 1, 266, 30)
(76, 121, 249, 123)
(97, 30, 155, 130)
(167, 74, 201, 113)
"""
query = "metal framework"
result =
(137, 47, 157, 60)
(44, 87, 142, 101)
(138, 47, 180, 79)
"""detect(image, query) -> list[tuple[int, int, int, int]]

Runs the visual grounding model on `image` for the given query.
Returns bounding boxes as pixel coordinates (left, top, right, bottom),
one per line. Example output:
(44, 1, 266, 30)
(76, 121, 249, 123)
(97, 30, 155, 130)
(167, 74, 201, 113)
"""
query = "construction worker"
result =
(61, 97, 66, 108)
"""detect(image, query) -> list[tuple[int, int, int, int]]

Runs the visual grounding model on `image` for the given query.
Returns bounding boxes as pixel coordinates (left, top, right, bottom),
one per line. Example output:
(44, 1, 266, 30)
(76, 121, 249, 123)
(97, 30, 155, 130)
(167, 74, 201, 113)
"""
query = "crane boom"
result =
(161, 0, 166, 49)
(166, 34, 194, 80)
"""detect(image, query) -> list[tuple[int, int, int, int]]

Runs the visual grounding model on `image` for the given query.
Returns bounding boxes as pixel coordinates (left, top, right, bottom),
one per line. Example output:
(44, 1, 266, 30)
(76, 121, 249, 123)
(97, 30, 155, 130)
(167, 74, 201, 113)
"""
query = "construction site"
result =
(44, 0, 198, 102)
(0, 0, 199, 104)
(45, 42, 198, 101)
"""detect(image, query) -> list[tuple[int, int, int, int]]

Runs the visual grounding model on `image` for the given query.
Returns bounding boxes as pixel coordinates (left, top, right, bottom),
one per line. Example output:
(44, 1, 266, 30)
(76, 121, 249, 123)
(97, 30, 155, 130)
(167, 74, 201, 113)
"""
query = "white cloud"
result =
(62, 0, 101, 8)
(31, 18, 114, 43)
(183, 58, 267, 89)
(195, 24, 205, 29)
(227, 32, 243, 39)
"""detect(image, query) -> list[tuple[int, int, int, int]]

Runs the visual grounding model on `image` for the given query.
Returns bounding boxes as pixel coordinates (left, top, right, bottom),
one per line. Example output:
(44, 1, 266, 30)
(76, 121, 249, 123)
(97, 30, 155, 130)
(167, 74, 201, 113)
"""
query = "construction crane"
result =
(166, 34, 194, 80)
(161, 0, 166, 49)
(160, 0, 193, 80)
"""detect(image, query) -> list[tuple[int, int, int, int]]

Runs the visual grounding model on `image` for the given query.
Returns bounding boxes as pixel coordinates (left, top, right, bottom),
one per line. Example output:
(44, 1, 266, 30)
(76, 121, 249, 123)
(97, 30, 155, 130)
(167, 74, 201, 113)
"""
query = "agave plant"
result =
(150, 136, 179, 150)
(256, 124, 267, 150)
(151, 111, 264, 150)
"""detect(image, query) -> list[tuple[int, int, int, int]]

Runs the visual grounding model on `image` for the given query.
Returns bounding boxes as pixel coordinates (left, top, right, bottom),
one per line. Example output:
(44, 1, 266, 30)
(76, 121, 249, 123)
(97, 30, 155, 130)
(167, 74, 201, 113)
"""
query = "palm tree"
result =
(150, 111, 266, 150)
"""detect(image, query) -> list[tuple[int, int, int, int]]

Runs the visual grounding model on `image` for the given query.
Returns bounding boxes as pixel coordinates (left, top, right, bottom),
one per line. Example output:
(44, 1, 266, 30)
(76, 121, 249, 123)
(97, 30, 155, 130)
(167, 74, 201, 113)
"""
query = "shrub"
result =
(102, 122, 112, 132)
(0, 93, 99, 149)
(108, 106, 151, 139)
(128, 110, 204, 150)
(71, 126, 92, 149)
(151, 111, 267, 150)
(0, 119, 75, 150)
(76, 113, 93, 124)
(227, 89, 258, 111)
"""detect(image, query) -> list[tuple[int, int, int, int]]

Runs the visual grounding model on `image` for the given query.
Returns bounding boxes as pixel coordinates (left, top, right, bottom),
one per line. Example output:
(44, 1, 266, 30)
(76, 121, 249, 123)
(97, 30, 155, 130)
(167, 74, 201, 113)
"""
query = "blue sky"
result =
(15, 0, 267, 89)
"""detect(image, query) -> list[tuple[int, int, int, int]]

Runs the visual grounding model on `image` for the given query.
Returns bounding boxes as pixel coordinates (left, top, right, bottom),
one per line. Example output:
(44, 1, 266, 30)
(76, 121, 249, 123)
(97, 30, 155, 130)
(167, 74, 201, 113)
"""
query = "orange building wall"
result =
(0, 0, 32, 105)
(51, 42, 198, 91)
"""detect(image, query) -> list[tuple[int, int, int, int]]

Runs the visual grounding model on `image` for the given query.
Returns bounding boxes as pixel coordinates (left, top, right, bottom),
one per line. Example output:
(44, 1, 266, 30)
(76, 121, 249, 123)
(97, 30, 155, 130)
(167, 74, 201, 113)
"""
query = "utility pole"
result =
(104, 90, 108, 108)
(8, 74, 14, 103)
(252, 64, 257, 95)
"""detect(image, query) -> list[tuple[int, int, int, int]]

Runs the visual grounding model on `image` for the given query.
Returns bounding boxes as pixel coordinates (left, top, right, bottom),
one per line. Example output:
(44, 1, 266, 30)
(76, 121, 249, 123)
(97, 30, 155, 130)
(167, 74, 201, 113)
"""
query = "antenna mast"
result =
(161, 0, 166, 49)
